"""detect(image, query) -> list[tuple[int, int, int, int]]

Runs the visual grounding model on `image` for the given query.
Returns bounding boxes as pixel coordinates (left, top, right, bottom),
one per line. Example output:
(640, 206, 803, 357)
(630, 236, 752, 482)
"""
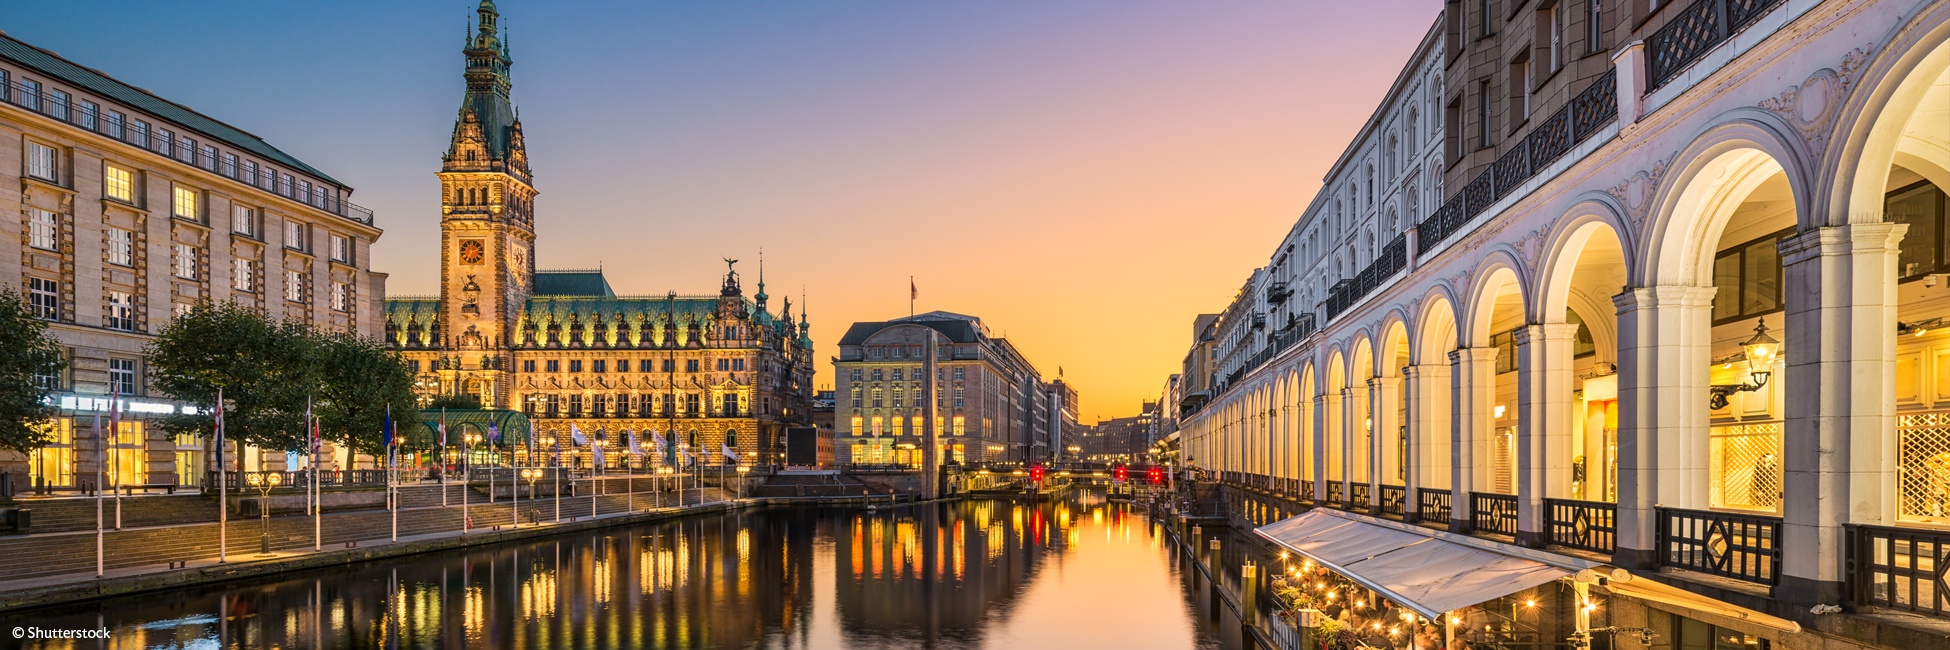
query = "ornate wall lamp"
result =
(1709, 319, 1780, 410)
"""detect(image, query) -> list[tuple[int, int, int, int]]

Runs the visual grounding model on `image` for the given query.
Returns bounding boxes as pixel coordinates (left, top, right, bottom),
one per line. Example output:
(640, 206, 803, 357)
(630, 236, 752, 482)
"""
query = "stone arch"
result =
(1299, 361, 1318, 485)
(1413, 285, 1461, 366)
(1460, 249, 1531, 348)
(1641, 117, 1815, 287)
(1350, 334, 1377, 486)
(1829, 1, 1950, 223)
(1325, 347, 1349, 484)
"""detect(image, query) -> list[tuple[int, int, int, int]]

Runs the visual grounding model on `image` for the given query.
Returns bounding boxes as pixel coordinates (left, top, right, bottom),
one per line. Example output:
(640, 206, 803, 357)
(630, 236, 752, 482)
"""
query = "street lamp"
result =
(519, 468, 543, 527)
(736, 465, 750, 500)
(1710, 319, 1782, 409)
(246, 472, 281, 556)
(657, 466, 674, 509)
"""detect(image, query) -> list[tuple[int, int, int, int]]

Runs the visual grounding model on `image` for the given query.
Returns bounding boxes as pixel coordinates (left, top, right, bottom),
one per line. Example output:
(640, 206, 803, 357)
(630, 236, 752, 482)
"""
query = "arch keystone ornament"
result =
(1755, 45, 1875, 158)
(1605, 156, 1673, 235)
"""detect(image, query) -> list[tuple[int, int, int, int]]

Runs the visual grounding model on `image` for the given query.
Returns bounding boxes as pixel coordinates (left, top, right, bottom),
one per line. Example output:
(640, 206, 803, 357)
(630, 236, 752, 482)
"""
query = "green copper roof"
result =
(534, 270, 614, 297)
(0, 33, 342, 187)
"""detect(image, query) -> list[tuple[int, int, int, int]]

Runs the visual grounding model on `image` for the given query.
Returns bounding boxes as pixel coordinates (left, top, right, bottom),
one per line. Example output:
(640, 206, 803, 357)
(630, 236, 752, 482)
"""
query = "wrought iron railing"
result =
(1414, 68, 1618, 259)
(1417, 488, 1452, 525)
(1472, 492, 1519, 536)
(0, 79, 375, 225)
(1379, 484, 1406, 517)
(1847, 523, 1950, 617)
(1326, 481, 1345, 507)
(1646, 0, 1785, 90)
(1301, 479, 1316, 502)
(1658, 506, 1781, 585)
(207, 469, 391, 490)
(1544, 498, 1617, 554)
(1350, 483, 1372, 511)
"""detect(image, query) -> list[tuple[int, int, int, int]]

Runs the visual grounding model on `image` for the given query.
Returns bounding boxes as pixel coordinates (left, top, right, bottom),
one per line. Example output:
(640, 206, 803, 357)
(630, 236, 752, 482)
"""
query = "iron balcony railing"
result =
(1472, 492, 1520, 536)
(1417, 488, 1452, 525)
(1657, 506, 1782, 586)
(1326, 481, 1345, 507)
(1, 79, 374, 226)
(1301, 479, 1316, 503)
(1379, 484, 1406, 518)
(1350, 483, 1372, 511)
(1544, 497, 1618, 554)
(1647, 0, 1785, 91)
(1846, 523, 1950, 617)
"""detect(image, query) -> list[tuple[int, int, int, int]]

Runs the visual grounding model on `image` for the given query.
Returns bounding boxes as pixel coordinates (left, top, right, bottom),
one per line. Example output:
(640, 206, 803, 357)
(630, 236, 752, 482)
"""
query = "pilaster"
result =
(1404, 363, 1452, 521)
(1370, 375, 1403, 514)
(1515, 323, 1579, 547)
(1450, 347, 1498, 533)
(1611, 285, 1716, 569)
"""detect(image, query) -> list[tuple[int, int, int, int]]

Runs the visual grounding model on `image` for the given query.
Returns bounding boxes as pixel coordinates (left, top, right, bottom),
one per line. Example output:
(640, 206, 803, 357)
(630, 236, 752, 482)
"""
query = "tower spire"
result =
(755, 248, 769, 309)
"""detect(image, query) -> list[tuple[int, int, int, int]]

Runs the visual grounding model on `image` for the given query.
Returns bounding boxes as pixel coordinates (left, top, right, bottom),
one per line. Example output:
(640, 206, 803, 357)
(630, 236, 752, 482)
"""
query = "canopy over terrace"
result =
(409, 408, 534, 448)
(1255, 508, 1799, 634)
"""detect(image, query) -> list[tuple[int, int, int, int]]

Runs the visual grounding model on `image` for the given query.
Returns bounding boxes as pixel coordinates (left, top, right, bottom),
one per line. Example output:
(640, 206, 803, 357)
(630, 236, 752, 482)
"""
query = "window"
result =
(330, 235, 350, 263)
(1509, 56, 1531, 123)
(49, 89, 69, 120)
(106, 291, 135, 331)
(1489, 328, 1519, 374)
(107, 110, 126, 139)
(617, 359, 630, 372)
(285, 221, 308, 251)
(173, 244, 199, 280)
(1479, 0, 1494, 37)
(233, 206, 258, 238)
(892, 368, 904, 381)
(278, 173, 293, 197)
(871, 368, 883, 381)
(952, 367, 965, 381)
(850, 368, 862, 381)
(106, 228, 133, 266)
(1711, 228, 1792, 324)
(685, 359, 700, 372)
(28, 277, 58, 320)
(1890, 181, 1948, 280)
(79, 100, 98, 130)
(29, 209, 59, 251)
(200, 145, 217, 171)
(1587, 0, 1604, 54)
(593, 360, 607, 373)
(109, 358, 137, 396)
(330, 282, 350, 312)
(871, 388, 883, 408)
(177, 135, 195, 163)
(104, 165, 135, 203)
(19, 78, 39, 111)
(284, 270, 305, 303)
(545, 359, 560, 372)
(173, 303, 193, 319)
(132, 119, 150, 149)
(222, 153, 239, 178)
(172, 185, 199, 221)
(1477, 79, 1493, 147)
(661, 359, 674, 372)
(569, 360, 584, 373)
(244, 161, 259, 186)
(1568, 309, 1597, 358)
(723, 393, 738, 415)
(27, 142, 57, 182)
(232, 258, 256, 292)
(1543, 3, 1563, 72)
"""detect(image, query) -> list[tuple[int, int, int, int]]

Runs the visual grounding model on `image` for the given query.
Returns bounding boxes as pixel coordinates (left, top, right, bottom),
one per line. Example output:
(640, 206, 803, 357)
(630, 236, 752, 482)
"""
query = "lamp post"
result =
(463, 431, 480, 533)
(519, 468, 542, 528)
(657, 466, 673, 509)
(1710, 319, 1782, 409)
(246, 472, 281, 556)
(736, 465, 750, 500)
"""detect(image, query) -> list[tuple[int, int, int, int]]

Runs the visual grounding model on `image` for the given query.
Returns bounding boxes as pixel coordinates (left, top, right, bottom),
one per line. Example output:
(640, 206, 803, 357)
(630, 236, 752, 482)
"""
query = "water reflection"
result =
(3, 497, 1229, 649)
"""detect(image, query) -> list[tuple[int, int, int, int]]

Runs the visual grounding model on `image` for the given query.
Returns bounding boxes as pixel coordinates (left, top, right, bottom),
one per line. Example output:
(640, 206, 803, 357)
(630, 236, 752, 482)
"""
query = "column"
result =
(1403, 364, 1452, 521)
(1776, 223, 1902, 605)
(1515, 323, 1578, 548)
(1313, 393, 1330, 501)
(1450, 347, 1497, 532)
(1370, 375, 1403, 513)
(1611, 285, 1715, 569)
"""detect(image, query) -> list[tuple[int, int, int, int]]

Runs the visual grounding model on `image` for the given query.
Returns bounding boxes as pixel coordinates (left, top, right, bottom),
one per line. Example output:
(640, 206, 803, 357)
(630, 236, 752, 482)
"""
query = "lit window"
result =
(29, 209, 59, 251)
(104, 165, 135, 203)
(106, 291, 135, 331)
(173, 244, 199, 280)
(27, 277, 59, 320)
(27, 142, 57, 182)
(107, 228, 133, 266)
(172, 186, 199, 220)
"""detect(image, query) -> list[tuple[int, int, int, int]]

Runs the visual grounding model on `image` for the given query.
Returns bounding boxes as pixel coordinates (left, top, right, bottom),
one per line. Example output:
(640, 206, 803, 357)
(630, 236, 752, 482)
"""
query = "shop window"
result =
(1897, 412, 1950, 523)
(111, 420, 146, 487)
(1711, 228, 1793, 324)
(28, 419, 74, 488)
(1490, 328, 1519, 374)
(1709, 422, 1783, 512)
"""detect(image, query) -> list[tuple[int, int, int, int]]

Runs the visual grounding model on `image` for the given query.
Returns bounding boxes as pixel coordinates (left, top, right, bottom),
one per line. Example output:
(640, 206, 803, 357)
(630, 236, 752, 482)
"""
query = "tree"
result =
(313, 331, 422, 458)
(0, 290, 63, 454)
(148, 302, 318, 452)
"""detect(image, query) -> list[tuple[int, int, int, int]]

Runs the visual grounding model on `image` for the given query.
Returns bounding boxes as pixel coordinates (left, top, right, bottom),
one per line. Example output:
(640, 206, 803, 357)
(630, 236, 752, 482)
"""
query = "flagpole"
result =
(111, 390, 122, 531)
(217, 387, 227, 564)
(93, 405, 103, 579)
(440, 408, 448, 507)
(387, 404, 397, 543)
(311, 407, 320, 552)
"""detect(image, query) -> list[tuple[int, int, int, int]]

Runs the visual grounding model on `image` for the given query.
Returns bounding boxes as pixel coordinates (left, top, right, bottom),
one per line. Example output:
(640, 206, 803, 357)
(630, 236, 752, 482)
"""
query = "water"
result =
(2, 496, 1242, 649)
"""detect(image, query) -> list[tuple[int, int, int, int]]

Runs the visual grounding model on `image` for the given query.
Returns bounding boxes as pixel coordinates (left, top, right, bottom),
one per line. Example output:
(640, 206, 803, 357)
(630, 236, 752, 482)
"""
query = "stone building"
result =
(385, 1, 816, 468)
(0, 32, 387, 493)
(1177, 0, 1950, 647)
(833, 311, 1064, 466)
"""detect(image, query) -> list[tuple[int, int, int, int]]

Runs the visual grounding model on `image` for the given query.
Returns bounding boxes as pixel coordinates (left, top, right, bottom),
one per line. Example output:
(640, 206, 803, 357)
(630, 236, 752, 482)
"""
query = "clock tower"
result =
(439, 0, 535, 366)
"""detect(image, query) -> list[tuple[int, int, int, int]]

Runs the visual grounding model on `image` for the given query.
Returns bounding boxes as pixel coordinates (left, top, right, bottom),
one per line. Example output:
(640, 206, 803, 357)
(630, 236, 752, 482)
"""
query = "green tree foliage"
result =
(150, 302, 423, 457)
(314, 332, 422, 457)
(0, 290, 64, 454)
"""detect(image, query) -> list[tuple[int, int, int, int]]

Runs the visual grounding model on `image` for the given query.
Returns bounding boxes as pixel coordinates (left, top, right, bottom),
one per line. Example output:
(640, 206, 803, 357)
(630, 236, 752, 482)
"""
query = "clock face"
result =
(459, 240, 485, 265)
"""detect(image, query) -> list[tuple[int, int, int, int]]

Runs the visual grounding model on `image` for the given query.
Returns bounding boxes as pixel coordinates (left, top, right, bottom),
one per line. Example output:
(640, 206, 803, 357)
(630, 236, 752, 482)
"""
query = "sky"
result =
(7, 1, 1438, 421)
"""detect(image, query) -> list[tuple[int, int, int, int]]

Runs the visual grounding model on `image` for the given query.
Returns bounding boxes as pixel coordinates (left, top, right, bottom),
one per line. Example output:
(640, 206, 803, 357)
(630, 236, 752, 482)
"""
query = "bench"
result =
(116, 483, 179, 495)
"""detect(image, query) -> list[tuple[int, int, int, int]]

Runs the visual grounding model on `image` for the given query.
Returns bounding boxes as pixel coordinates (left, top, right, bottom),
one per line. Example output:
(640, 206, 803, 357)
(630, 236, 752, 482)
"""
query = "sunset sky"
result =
(10, 1, 1438, 420)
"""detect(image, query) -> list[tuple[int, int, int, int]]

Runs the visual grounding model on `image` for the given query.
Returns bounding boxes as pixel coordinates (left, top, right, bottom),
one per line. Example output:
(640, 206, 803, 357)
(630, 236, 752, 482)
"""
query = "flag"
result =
(571, 424, 588, 447)
(382, 405, 394, 448)
(628, 429, 644, 456)
(487, 424, 500, 444)
(214, 391, 226, 473)
(592, 441, 606, 472)
(910, 278, 917, 300)
(722, 443, 740, 464)
(680, 444, 697, 468)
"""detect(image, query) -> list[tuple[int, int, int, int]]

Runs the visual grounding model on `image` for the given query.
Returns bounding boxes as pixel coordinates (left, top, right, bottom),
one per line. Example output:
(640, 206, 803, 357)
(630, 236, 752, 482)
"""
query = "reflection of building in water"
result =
(832, 500, 1072, 641)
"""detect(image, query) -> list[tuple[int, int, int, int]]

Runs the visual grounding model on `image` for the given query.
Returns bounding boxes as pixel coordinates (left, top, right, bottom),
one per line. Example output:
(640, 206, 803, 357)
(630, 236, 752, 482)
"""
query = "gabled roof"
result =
(534, 270, 614, 297)
(0, 33, 342, 186)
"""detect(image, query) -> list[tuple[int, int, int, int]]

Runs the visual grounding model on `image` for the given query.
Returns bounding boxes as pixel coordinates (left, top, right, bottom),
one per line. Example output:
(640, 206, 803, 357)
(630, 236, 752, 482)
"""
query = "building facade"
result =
(0, 32, 387, 493)
(385, 2, 816, 468)
(833, 311, 1067, 466)
(1176, 0, 1950, 646)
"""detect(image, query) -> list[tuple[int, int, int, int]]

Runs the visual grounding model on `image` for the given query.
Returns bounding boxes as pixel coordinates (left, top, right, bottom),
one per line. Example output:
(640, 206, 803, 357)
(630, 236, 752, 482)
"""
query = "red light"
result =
(1148, 467, 1163, 484)
(1030, 465, 1044, 483)
(1114, 465, 1128, 482)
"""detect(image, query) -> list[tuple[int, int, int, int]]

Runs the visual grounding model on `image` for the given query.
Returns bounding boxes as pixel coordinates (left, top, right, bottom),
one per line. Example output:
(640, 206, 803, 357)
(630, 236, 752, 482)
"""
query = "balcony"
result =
(1647, 0, 1786, 91)
(1264, 281, 1290, 304)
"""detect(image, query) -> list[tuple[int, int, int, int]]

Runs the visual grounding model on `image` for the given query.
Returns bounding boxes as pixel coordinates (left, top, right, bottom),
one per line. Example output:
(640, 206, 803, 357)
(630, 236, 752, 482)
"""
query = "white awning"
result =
(1603, 572, 1802, 634)
(1255, 508, 1602, 620)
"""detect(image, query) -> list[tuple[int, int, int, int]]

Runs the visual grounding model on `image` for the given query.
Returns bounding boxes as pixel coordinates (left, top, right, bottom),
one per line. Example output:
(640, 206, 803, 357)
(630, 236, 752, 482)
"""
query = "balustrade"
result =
(1657, 506, 1781, 585)
(1543, 498, 1617, 554)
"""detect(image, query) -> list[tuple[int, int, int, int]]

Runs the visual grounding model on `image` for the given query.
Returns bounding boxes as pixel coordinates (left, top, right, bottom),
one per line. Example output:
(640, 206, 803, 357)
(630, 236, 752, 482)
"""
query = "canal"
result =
(2, 495, 1261, 649)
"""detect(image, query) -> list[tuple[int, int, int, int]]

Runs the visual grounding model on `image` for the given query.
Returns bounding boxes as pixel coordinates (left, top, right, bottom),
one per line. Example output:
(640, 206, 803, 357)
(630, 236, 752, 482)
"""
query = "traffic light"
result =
(1114, 465, 1128, 483)
(1147, 466, 1163, 484)
(1030, 464, 1044, 483)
